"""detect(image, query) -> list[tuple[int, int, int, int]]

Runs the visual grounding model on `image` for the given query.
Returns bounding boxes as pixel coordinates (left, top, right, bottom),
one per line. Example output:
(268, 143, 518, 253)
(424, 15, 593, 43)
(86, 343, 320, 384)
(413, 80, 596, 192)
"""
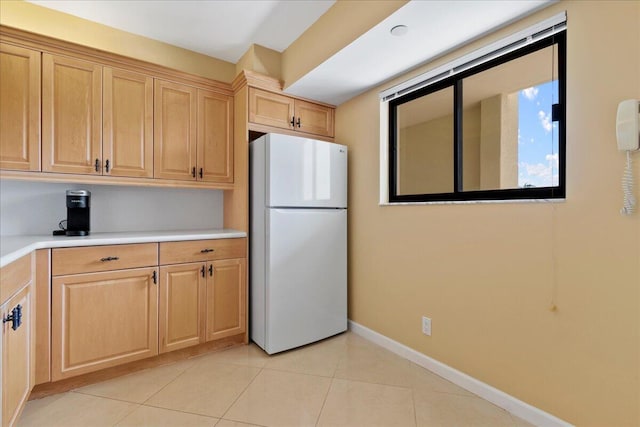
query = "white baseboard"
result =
(348, 320, 573, 427)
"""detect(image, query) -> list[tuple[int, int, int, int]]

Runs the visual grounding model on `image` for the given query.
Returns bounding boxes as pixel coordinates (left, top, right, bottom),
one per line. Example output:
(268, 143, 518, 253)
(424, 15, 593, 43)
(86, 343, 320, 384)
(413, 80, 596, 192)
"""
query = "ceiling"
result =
(27, 0, 555, 106)
(26, 0, 335, 63)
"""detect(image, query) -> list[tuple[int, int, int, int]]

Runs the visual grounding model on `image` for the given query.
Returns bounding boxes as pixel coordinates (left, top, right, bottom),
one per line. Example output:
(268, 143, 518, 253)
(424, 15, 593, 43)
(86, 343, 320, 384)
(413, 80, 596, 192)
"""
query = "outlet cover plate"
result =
(422, 316, 431, 336)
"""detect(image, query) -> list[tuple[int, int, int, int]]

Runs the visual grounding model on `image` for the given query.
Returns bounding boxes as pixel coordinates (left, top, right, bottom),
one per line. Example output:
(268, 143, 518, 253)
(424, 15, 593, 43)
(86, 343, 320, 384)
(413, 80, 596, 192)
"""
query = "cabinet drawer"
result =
(159, 238, 246, 265)
(52, 243, 158, 275)
(0, 253, 33, 304)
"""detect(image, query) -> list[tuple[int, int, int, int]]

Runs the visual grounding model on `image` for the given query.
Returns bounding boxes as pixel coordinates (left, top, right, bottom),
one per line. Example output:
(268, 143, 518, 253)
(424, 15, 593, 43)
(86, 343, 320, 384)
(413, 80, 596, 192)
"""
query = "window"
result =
(382, 17, 566, 203)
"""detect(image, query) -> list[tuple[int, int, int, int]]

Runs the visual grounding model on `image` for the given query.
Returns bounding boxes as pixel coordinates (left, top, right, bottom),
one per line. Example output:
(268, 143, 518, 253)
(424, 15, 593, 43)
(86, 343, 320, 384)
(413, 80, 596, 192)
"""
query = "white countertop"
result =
(0, 229, 247, 268)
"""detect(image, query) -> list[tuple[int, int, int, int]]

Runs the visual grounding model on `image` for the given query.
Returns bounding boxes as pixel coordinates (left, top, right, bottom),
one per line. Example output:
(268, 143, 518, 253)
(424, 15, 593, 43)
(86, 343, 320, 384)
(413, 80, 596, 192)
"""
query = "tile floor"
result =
(18, 332, 533, 427)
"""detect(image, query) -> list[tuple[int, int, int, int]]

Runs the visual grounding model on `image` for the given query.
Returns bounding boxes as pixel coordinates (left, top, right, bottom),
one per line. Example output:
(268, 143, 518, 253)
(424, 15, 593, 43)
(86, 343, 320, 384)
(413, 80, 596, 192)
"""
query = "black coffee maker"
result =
(54, 190, 91, 236)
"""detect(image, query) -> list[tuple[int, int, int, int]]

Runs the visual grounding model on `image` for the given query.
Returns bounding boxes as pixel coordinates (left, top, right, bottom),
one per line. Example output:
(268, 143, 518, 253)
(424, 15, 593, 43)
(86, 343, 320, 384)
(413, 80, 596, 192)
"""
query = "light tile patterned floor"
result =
(18, 332, 533, 427)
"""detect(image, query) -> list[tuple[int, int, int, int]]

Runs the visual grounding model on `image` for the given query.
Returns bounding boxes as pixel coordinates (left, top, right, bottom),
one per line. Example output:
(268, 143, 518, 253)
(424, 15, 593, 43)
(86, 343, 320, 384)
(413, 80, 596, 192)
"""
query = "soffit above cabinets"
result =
(284, 0, 555, 106)
(26, 0, 555, 106)
(25, 0, 335, 63)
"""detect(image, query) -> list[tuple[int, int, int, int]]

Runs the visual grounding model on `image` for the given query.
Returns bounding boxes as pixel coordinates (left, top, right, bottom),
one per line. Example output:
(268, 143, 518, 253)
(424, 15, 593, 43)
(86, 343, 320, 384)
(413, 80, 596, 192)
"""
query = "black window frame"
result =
(388, 30, 566, 203)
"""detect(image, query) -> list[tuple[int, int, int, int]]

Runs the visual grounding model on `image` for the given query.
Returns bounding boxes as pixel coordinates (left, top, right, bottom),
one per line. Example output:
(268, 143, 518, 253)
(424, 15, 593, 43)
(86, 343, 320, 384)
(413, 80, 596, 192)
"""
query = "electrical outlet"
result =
(422, 316, 431, 336)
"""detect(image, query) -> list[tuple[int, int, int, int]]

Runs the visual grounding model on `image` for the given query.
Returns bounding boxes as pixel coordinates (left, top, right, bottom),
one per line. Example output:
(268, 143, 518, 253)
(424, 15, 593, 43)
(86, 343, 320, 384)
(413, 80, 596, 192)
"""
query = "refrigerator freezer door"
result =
(265, 208, 347, 354)
(266, 134, 347, 208)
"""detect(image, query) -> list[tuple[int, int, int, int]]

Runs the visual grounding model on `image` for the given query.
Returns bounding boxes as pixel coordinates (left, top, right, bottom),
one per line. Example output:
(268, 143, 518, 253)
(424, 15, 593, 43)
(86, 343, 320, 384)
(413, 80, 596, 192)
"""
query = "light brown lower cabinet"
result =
(48, 238, 247, 383)
(206, 258, 246, 341)
(1, 254, 35, 427)
(159, 258, 247, 351)
(158, 263, 206, 353)
(51, 267, 159, 381)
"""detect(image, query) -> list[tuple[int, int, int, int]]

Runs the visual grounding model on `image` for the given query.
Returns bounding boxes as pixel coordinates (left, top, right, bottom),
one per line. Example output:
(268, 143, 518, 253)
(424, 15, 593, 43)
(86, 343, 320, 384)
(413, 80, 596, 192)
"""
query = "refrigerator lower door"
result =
(265, 208, 347, 354)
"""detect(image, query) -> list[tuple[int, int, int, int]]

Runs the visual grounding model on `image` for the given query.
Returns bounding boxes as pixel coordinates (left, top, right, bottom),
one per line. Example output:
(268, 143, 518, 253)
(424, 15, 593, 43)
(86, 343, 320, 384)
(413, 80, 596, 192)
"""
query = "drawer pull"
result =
(3, 304, 22, 331)
(200, 248, 215, 253)
(100, 256, 120, 262)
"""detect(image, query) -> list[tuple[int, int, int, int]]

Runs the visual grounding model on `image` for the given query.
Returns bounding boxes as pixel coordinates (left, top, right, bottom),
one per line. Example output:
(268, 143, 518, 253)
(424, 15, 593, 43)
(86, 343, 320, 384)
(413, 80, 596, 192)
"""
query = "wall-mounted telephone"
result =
(616, 99, 639, 215)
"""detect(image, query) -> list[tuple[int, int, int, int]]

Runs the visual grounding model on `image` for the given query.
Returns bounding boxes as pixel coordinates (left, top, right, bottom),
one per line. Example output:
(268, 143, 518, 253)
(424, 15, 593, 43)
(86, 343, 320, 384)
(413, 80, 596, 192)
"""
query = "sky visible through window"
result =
(517, 80, 559, 188)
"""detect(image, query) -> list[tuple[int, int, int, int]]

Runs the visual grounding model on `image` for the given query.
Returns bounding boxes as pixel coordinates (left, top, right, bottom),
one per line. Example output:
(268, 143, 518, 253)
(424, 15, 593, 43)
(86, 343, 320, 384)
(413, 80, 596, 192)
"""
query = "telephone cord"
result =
(621, 150, 636, 215)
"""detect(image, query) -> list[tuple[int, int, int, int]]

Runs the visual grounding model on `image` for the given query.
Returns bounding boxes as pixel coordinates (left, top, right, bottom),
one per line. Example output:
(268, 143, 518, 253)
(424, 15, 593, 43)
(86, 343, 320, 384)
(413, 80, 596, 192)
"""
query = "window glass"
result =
(461, 45, 558, 191)
(395, 86, 454, 195)
(387, 31, 565, 203)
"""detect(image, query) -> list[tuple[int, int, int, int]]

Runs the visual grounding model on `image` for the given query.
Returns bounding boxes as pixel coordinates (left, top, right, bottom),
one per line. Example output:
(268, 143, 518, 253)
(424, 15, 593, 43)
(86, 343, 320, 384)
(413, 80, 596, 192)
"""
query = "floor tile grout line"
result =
(313, 376, 336, 427)
(217, 365, 265, 420)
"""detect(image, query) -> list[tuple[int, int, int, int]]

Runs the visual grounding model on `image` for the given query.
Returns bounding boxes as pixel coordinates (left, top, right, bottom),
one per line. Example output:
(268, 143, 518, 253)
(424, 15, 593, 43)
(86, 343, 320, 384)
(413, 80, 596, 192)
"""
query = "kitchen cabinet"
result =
(248, 87, 334, 138)
(0, 43, 41, 171)
(42, 53, 102, 175)
(51, 244, 159, 380)
(154, 81, 234, 183)
(103, 67, 154, 178)
(197, 89, 234, 183)
(158, 263, 205, 353)
(1, 254, 34, 427)
(159, 238, 246, 350)
(154, 79, 198, 181)
(205, 258, 246, 341)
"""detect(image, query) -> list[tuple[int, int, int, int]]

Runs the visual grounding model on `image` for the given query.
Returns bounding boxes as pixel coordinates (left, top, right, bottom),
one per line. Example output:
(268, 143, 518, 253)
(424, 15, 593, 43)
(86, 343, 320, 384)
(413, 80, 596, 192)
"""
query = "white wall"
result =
(0, 180, 224, 235)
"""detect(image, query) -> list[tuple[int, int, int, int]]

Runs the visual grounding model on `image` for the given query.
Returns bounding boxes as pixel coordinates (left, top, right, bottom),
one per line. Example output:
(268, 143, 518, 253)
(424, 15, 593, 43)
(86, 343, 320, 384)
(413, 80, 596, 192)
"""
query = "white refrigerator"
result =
(250, 133, 347, 354)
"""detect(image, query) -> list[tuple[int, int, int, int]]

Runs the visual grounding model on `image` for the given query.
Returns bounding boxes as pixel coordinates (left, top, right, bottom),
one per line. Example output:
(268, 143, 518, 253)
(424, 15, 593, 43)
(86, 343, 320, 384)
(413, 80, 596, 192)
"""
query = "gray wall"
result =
(0, 180, 224, 235)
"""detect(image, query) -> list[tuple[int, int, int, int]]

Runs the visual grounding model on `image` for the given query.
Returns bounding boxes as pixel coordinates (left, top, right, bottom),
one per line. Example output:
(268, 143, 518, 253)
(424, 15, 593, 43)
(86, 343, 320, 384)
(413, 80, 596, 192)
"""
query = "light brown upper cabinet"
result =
(103, 67, 153, 178)
(197, 89, 233, 183)
(0, 43, 41, 171)
(42, 54, 102, 175)
(154, 79, 198, 181)
(248, 87, 334, 138)
(155, 81, 233, 183)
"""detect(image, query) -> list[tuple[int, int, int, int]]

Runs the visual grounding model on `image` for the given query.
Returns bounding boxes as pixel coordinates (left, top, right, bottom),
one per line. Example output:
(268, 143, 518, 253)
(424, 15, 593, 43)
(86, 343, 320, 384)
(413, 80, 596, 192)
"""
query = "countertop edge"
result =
(0, 230, 247, 268)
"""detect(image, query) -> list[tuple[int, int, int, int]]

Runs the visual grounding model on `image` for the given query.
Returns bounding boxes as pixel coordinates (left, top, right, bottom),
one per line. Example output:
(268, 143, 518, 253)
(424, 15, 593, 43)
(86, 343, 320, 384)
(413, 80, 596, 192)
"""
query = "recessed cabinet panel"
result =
(103, 68, 153, 178)
(2, 285, 32, 427)
(154, 80, 197, 181)
(197, 90, 233, 183)
(0, 43, 41, 171)
(206, 258, 246, 342)
(42, 54, 102, 175)
(51, 268, 158, 380)
(159, 263, 205, 353)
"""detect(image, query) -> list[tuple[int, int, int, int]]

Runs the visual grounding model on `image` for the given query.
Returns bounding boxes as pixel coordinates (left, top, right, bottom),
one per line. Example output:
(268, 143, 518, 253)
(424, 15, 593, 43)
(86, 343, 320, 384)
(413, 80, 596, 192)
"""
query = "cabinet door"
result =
(295, 99, 335, 138)
(248, 88, 294, 130)
(197, 90, 233, 183)
(42, 54, 102, 174)
(103, 68, 153, 178)
(159, 263, 205, 353)
(2, 284, 32, 427)
(154, 80, 197, 180)
(51, 268, 158, 381)
(0, 43, 41, 171)
(205, 258, 246, 342)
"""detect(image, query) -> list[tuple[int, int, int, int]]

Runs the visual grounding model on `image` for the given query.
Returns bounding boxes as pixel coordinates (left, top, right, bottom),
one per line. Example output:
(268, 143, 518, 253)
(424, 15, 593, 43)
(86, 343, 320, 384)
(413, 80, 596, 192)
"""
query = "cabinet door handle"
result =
(296, 117, 301, 128)
(95, 158, 100, 172)
(152, 270, 157, 285)
(3, 304, 22, 331)
(290, 116, 295, 127)
(192, 167, 196, 178)
(209, 264, 213, 276)
(199, 168, 203, 179)
(105, 159, 110, 173)
(201, 265, 206, 277)
(100, 256, 119, 262)
(200, 248, 215, 253)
